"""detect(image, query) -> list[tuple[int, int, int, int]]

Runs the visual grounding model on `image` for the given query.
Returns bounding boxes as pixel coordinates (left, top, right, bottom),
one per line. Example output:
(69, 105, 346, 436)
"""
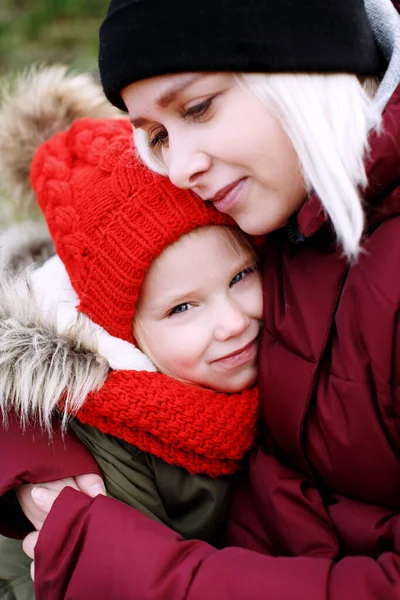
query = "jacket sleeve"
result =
(34, 487, 400, 600)
(0, 412, 100, 538)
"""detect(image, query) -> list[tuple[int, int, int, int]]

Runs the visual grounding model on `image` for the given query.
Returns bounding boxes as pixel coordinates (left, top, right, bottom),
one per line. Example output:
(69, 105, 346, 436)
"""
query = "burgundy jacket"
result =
(1, 87, 400, 600)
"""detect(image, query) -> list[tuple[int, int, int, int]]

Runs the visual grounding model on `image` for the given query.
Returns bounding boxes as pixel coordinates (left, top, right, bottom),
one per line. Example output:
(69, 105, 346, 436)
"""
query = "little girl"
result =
(0, 68, 261, 598)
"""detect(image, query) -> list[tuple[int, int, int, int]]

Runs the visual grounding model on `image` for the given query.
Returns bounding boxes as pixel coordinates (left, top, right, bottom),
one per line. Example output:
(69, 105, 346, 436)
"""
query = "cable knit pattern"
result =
(72, 370, 259, 477)
(30, 118, 233, 343)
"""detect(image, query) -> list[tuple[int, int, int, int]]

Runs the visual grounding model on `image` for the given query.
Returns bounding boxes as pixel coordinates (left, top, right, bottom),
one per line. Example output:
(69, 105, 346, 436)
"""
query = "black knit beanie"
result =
(99, 0, 383, 111)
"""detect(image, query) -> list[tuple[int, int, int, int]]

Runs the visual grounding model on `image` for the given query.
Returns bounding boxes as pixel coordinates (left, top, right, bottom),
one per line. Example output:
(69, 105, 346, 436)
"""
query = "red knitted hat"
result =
(30, 118, 233, 343)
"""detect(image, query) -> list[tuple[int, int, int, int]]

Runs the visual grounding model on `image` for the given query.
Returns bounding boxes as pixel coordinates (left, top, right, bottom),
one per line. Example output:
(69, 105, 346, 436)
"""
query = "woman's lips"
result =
(210, 177, 248, 213)
(211, 338, 258, 369)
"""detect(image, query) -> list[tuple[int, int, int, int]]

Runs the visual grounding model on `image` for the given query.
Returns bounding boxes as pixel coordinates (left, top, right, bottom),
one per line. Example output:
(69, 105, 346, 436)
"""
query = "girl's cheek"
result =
(232, 282, 263, 317)
(249, 278, 264, 317)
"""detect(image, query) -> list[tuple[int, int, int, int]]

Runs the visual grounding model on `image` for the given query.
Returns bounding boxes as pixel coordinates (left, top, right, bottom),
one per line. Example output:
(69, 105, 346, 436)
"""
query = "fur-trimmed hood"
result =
(0, 231, 156, 430)
(0, 262, 109, 431)
(0, 261, 110, 429)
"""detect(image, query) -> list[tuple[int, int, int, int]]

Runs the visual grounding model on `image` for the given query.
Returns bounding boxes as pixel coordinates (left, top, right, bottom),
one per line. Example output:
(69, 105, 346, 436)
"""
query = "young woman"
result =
(1, 0, 400, 598)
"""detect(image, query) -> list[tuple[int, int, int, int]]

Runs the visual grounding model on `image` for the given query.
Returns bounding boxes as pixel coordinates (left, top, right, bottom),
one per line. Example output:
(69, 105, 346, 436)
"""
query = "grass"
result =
(0, 0, 108, 75)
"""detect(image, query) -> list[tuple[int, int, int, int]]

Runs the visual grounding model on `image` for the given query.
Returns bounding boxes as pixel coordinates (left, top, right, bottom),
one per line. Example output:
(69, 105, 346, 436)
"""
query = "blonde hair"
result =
(133, 224, 258, 379)
(135, 72, 382, 260)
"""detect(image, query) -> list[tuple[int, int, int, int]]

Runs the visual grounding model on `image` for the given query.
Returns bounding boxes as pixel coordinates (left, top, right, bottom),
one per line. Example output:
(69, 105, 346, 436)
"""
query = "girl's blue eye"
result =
(169, 302, 191, 315)
(229, 268, 254, 287)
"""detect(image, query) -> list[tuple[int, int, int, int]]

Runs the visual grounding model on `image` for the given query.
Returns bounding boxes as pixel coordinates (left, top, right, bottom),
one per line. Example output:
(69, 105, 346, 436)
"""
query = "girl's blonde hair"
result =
(135, 73, 382, 260)
(133, 224, 259, 378)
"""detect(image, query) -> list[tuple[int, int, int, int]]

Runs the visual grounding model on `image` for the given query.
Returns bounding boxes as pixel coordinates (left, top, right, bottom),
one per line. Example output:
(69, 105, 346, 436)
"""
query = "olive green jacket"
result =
(70, 420, 232, 541)
(0, 538, 32, 600)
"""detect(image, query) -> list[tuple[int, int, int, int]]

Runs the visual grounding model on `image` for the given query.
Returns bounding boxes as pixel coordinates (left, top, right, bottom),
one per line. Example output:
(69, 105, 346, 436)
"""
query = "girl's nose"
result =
(214, 300, 251, 342)
(165, 137, 211, 190)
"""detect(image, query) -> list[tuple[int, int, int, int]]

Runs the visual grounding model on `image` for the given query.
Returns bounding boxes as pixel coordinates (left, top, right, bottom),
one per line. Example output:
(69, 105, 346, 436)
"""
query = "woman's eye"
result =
(229, 268, 254, 287)
(148, 98, 214, 149)
(183, 97, 213, 121)
(149, 128, 169, 149)
(169, 302, 192, 316)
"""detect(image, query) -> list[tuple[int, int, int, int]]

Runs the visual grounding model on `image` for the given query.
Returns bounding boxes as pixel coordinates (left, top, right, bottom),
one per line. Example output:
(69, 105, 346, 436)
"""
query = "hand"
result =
(19, 473, 106, 581)
(16, 473, 106, 531)
(22, 485, 63, 581)
(22, 531, 39, 580)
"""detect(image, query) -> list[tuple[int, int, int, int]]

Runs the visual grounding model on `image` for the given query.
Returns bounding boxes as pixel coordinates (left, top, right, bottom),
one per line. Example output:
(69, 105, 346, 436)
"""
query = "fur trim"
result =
(31, 255, 156, 372)
(0, 220, 54, 273)
(0, 253, 155, 431)
(0, 64, 122, 211)
(0, 267, 109, 430)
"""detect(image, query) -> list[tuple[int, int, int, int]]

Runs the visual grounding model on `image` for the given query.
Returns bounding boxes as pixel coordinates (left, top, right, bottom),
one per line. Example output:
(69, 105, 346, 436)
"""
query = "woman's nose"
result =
(214, 300, 251, 342)
(165, 138, 211, 190)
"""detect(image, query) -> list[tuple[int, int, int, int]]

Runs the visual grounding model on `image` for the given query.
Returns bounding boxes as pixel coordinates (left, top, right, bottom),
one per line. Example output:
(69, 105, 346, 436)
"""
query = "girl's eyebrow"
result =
(129, 74, 204, 128)
(149, 288, 199, 311)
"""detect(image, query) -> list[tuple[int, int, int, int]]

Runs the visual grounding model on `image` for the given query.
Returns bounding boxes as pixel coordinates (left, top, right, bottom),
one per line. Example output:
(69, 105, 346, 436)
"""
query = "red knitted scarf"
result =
(70, 370, 259, 478)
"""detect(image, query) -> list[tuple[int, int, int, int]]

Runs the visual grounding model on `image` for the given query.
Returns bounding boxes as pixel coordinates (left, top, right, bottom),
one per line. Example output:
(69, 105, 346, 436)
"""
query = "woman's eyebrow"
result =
(130, 116, 148, 128)
(156, 74, 204, 108)
(130, 74, 205, 128)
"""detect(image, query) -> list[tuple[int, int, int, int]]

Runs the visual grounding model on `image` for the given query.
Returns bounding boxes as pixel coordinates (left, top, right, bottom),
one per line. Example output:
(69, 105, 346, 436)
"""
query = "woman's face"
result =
(134, 226, 263, 393)
(122, 73, 307, 235)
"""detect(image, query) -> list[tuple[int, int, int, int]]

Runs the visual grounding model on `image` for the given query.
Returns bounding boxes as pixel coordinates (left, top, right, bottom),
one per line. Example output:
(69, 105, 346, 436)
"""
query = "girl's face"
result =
(122, 73, 307, 236)
(134, 226, 263, 393)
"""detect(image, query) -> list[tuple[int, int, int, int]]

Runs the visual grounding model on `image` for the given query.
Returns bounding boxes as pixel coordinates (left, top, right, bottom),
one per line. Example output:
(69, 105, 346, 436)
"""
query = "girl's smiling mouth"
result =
(211, 336, 259, 369)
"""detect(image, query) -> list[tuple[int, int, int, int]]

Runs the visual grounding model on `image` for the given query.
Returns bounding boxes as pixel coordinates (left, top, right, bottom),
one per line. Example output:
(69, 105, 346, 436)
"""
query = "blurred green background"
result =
(0, 0, 109, 225)
(0, 0, 108, 75)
